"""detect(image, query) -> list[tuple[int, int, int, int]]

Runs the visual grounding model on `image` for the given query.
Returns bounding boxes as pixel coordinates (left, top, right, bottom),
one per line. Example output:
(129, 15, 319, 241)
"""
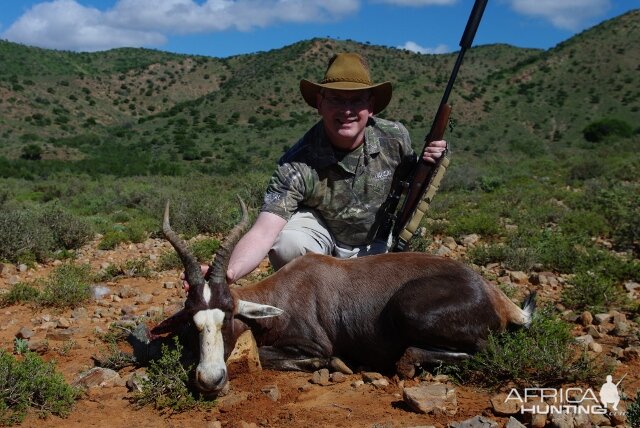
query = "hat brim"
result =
(300, 79, 392, 115)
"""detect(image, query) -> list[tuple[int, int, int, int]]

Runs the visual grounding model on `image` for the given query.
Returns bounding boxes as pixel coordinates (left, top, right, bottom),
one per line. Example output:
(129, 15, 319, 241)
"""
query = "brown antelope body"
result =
(153, 200, 535, 395)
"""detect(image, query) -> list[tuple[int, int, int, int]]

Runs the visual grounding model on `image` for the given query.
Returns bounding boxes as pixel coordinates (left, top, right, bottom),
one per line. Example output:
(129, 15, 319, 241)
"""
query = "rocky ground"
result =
(0, 234, 638, 428)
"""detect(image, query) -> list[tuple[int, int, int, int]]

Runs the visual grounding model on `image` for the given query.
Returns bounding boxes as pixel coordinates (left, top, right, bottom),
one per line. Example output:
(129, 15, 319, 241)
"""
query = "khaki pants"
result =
(268, 209, 390, 270)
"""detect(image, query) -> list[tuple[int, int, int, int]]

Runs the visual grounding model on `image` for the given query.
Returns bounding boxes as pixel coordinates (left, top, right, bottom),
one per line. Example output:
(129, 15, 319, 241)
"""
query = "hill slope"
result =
(0, 9, 637, 178)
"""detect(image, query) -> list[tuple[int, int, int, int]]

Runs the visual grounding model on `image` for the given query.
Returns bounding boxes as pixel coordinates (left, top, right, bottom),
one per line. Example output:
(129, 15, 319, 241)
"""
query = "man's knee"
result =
(269, 228, 330, 270)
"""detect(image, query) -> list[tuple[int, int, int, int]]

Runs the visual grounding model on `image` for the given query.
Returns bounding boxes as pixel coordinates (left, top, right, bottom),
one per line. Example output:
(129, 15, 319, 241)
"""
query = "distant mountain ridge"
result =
(0, 9, 637, 176)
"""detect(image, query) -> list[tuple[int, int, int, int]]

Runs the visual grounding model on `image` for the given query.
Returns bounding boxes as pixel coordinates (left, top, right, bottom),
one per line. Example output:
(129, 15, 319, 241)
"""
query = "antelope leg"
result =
(396, 346, 471, 378)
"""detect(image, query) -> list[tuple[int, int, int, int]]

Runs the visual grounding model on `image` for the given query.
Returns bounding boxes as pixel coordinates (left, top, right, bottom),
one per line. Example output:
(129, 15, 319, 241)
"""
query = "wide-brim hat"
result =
(300, 53, 392, 114)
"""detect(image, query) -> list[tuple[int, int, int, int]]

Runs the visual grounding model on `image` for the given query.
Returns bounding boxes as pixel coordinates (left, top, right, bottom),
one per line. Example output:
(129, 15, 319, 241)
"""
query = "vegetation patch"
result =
(95, 258, 153, 282)
(582, 118, 634, 143)
(562, 271, 627, 313)
(0, 205, 92, 264)
(0, 350, 79, 426)
(0, 263, 92, 308)
(131, 337, 211, 412)
(157, 237, 220, 271)
(443, 308, 608, 388)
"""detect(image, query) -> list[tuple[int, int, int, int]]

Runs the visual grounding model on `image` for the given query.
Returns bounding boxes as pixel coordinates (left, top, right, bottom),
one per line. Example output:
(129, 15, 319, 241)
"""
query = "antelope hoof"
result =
(396, 349, 418, 379)
(330, 357, 353, 375)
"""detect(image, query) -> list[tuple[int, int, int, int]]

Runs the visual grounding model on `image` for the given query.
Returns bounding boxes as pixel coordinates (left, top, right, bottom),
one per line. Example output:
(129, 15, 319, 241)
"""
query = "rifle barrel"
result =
(439, 0, 488, 108)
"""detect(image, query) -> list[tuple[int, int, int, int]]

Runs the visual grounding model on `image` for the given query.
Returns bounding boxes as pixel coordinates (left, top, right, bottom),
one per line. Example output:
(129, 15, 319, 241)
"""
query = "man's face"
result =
(316, 89, 374, 151)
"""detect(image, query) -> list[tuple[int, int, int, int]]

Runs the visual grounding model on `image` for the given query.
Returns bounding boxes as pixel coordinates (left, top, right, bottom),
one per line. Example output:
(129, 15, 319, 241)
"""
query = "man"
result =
(223, 53, 446, 284)
(184, 53, 446, 288)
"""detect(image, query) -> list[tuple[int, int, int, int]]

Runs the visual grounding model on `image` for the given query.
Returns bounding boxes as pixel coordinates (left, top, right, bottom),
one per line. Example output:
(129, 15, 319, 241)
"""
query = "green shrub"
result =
(156, 237, 220, 271)
(131, 337, 206, 412)
(0, 350, 79, 425)
(156, 251, 181, 271)
(581, 249, 640, 283)
(562, 271, 626, 313)
(41, 205, 93, 250)
(559, 210, 609, 238)
(568, 159, 606, 181)
(628, 391, 640, 428)
(0, 282, 41, 307)
(98, 229, 128, 250)
(449, 309, 607, 387)
(583, 118, 633, 142)
(0, 206, 92, 263)
(93, 342, 137, 371)
(466, 242, 538, 272)
(13, 338, 29, 355)
(466, 244, 508, 266)
(39, 263, 92, 308)
(0, 209, 55, 263)
(190, 238, 220, 261)
(578, 181, 639, 256)
(126, 222, 149, 244)
(447, 212, 501, 238)
(96, 258, 153, 281)
(20, 144, 42, 160)
(529, 231, 583, 273)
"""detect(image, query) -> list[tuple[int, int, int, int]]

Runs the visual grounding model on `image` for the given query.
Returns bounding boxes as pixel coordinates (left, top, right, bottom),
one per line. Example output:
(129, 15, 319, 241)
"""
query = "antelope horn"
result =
(163, 201, 205, 290)
(209, 196, 249, 284)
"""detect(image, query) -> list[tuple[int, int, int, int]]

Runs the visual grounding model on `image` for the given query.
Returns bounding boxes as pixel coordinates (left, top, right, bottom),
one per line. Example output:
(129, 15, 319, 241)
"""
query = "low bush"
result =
(582, 118, 633, 142)
(95, 258, 153, 282)
(558, 209, 609, 238)
(93, 342, 137, 371)
(39, 263, 92, 308)
(0, 205, 92, 264)
(156, 237, 220, 271)
(628, 391, 640, 428)
(98, 229, 128, 250)
(131, 337, 209, 412)
(0, 209, 54, 263)
(0, 350, 79, 425)
(0, 282, 40, 307)
(466, 236, 540, 272)
(528, 230, 584, 273)
(41, 205, 93, 250)
(447, 211, 502, 238)
(447, 308, 607, 387)
(577, 181, 639, 256)
(562, 271, 626, 313)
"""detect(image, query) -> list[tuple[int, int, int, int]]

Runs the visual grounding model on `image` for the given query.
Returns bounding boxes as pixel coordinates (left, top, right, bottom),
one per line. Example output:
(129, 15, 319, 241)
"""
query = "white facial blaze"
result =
(203, 283, 212, 305)
(192, 309, 227, 391)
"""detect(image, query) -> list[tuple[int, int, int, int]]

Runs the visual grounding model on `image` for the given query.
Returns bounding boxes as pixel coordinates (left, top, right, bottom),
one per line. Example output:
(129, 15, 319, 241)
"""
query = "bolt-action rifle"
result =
(378, 0, 489, 252)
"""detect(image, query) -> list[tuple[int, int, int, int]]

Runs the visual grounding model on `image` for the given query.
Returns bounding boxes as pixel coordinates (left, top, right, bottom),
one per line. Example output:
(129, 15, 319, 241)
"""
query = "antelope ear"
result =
(237, 300, 284, 319)
(150, 309, 191, 335)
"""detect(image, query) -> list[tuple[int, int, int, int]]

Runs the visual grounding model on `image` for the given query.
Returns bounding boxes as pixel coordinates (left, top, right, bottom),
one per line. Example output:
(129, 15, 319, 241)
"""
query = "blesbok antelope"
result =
(152, 199, 535, 396)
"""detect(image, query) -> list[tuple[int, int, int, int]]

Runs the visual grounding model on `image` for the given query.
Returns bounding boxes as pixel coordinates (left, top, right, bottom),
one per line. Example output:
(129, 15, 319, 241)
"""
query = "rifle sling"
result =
(395, 154, 450, 250)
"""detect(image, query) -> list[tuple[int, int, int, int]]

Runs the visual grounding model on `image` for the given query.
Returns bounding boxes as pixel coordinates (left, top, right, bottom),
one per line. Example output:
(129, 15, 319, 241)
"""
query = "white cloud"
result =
(374, 0, 456, 5)
(1, 0, 360, 51)
(398, 41, 449, 54)
(509, 0, 612, 30)
(1, 0, 166, 51)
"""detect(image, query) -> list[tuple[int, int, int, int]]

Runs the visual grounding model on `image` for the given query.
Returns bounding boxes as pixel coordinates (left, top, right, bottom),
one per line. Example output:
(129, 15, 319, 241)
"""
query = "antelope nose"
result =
(195, 367, 227, 393)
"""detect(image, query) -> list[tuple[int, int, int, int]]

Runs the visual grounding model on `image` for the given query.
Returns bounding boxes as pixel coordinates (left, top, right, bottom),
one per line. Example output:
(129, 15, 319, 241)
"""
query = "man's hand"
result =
(180, 264, 208, 294)
(422, 139, 447, 164)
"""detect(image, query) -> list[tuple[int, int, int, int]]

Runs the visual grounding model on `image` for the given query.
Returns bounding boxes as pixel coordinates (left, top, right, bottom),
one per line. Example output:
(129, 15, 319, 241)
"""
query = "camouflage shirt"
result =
(261, 117, 417, 246)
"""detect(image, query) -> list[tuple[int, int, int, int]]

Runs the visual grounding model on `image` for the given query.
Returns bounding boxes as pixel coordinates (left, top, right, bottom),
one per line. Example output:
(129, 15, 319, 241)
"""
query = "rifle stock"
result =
(394, 104, 451, 234)
(387, 0, 488, 252)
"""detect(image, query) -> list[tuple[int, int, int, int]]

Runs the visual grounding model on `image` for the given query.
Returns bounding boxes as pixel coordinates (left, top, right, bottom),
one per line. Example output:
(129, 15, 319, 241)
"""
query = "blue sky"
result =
(0, 1, 637, 58)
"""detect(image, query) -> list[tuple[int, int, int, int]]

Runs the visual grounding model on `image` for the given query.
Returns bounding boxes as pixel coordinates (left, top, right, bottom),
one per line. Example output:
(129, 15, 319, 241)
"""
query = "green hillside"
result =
(0, 9, 638, 267)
